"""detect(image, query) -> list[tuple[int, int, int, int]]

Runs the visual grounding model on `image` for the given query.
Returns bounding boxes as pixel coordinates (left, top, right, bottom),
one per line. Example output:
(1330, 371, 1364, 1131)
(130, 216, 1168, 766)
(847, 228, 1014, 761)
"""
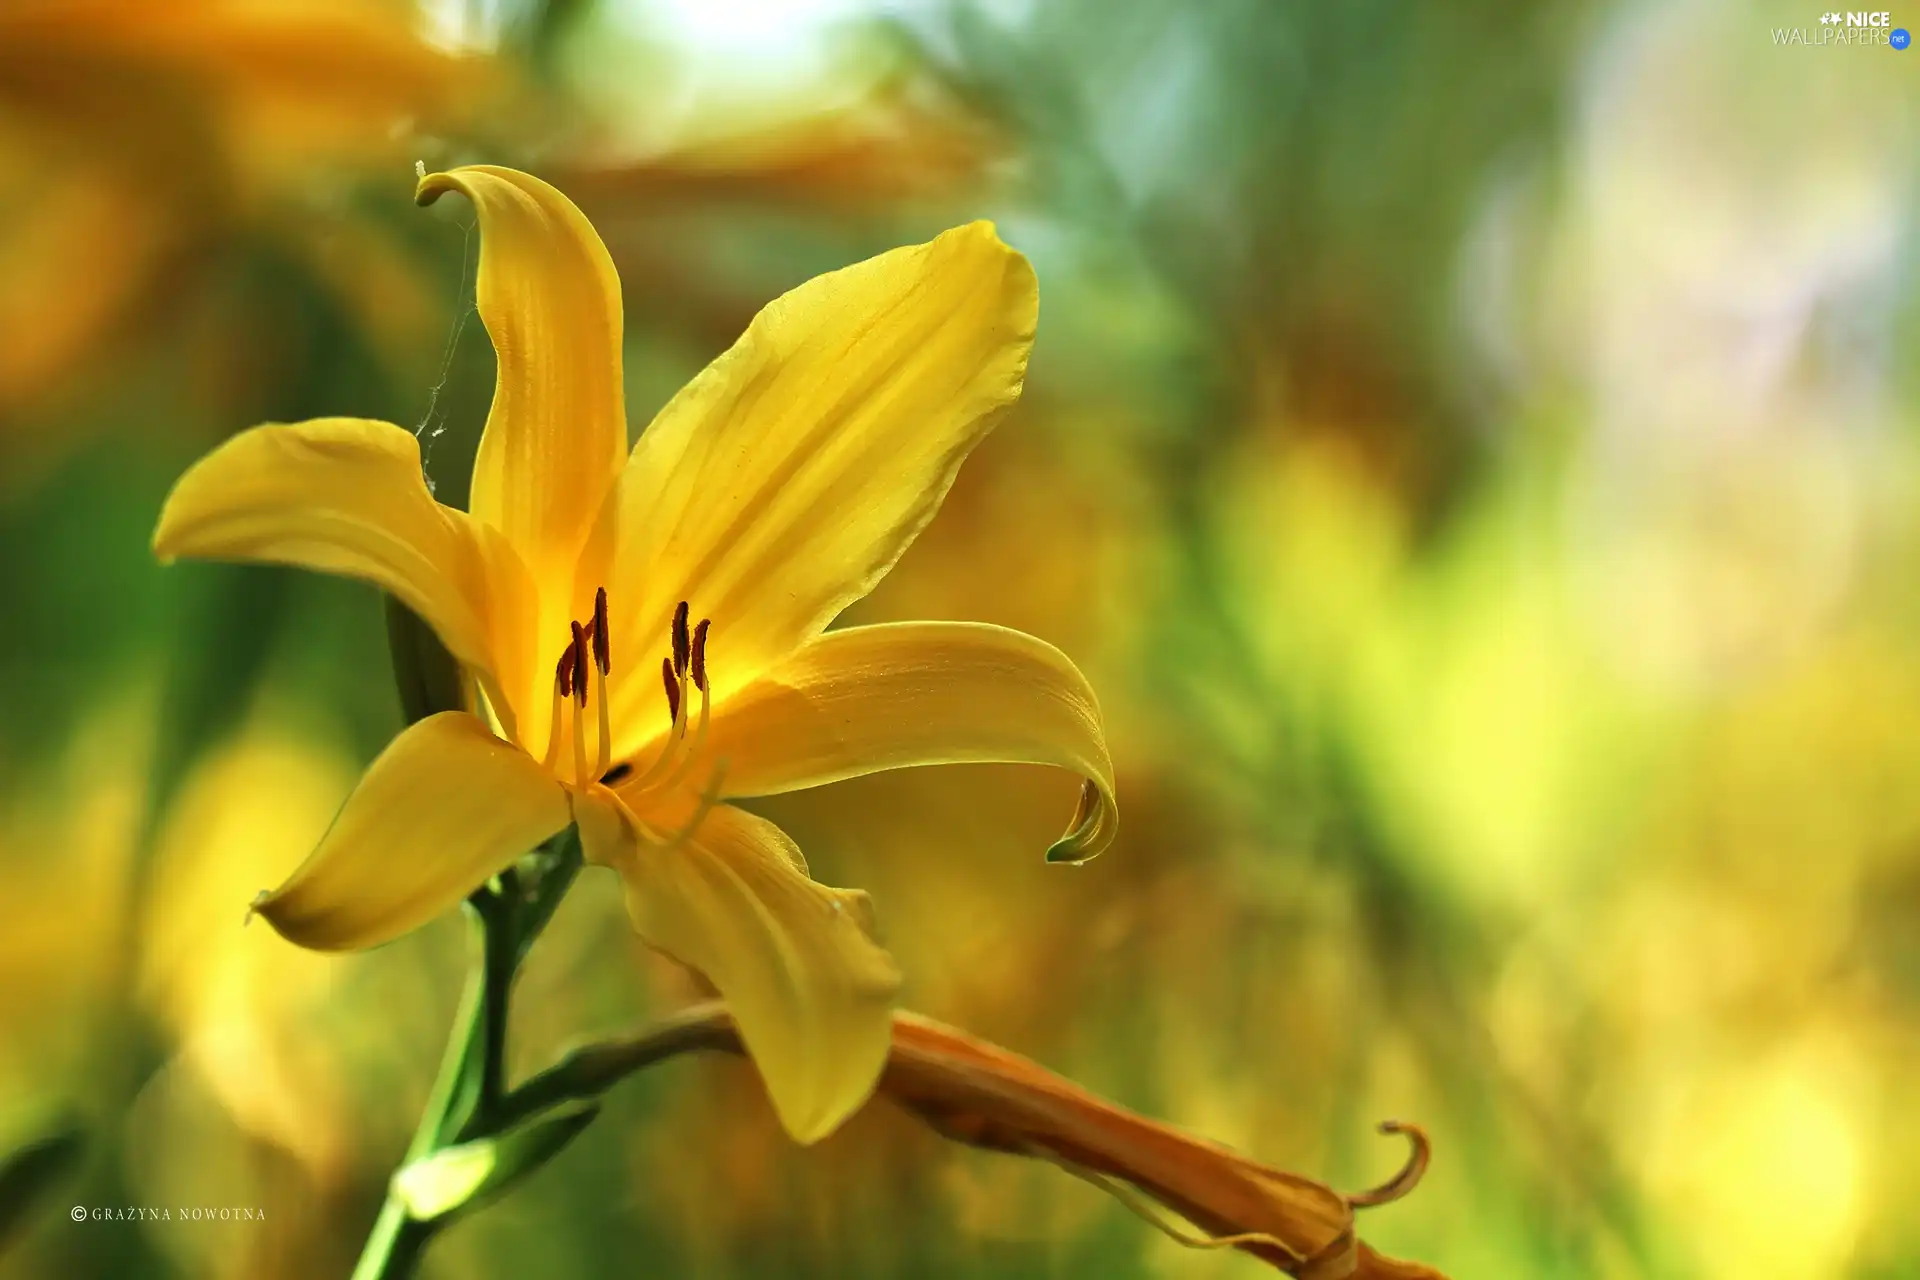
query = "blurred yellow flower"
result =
(0, 0, 479, 427)
(0, 698, 149, 1100)
(139, 717, 372, 1184)
(151, 165, 1117, 1145)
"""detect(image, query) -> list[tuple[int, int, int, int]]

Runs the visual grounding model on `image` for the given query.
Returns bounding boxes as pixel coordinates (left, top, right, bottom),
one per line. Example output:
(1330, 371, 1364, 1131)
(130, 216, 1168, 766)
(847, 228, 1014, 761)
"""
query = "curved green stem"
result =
(350, 834, 580, 1280)
(494, 1002, 740, 1130)
(351, 898, 500, 1280)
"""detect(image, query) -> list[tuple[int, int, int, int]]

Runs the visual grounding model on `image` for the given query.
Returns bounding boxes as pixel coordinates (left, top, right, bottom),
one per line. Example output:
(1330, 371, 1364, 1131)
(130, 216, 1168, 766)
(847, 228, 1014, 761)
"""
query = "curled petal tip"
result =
(1044, 839, 1092, 865)
(1349, 1120, 1431, 1209)
(1042, 825, 1110, 865)
(414, 167, 458, 207)
(1044, 777, 1114, 865)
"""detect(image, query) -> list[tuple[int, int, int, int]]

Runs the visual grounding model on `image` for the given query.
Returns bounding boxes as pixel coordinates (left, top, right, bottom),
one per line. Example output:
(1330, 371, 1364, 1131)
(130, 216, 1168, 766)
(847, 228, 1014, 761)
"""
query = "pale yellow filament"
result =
(649, 678, 712, 797)
(570, 680, 589, 789)
(594, 664, 612, 780)
(622, 667, 693, 795)
(540, 678, 567, 771)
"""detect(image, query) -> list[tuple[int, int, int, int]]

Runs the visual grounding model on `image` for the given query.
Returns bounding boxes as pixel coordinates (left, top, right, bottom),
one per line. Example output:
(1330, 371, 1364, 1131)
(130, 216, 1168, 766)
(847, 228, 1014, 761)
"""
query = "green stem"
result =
(349, 831, 580, 1280)
(493, 1002, 741, 1130)
(351, 897, 502, 1280)
(470, 877, 517, 1130)
(351, 1183, 431, 1280)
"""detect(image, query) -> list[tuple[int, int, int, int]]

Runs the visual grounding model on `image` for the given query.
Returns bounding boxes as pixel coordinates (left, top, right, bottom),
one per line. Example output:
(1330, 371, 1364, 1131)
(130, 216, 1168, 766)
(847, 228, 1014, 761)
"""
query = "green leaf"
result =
(385, 595, 465, 726)
(0, 1121, 85, 1253)
(391, 1102, 598, 1224)
(150, 562, 291, 825)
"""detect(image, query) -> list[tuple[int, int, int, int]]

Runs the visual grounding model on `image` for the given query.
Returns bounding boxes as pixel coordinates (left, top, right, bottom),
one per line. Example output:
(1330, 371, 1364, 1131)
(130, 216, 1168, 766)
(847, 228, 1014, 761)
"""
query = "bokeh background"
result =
(2, 0, 1915, 1276)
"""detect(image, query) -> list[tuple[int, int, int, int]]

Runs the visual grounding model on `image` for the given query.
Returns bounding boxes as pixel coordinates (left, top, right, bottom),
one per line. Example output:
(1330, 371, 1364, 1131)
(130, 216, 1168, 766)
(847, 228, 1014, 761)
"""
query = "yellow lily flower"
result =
(151, 165, 1117, 1144)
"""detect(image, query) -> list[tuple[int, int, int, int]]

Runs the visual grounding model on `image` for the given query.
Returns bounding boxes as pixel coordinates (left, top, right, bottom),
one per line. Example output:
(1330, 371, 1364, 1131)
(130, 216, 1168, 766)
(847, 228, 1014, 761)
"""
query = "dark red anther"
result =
(690, 618, 710, 693)
(571, 621, 590, 707)
(660, 656, 681, 724)
(671, 600, 691, 678)
(555, 643, 576, 700)
(592, 586, 610, 675)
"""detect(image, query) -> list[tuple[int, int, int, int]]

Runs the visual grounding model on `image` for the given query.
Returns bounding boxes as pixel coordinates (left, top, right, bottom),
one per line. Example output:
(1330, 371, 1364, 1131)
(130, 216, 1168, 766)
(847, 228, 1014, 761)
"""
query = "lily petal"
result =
(416, 165, 626, 596)
(603, 221, 1037, 732)
(703, 621, 1118, 864)
(255, 711, 570, 950)
(152, 417, 536, 721)
(607, 802, 902, 1144)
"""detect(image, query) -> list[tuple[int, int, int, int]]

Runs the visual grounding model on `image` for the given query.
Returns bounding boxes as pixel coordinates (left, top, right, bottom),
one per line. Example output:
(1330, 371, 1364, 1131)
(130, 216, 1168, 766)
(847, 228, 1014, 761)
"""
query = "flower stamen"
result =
(611, 660, 686, 797)
(690, 618, 710, 693)
(652, 756, 730, 855)
(542, 644, 574, 770)
(599, 756, 721, 855)
(671, 600, 691, 678)
(660, 656, 681, 726)
(591, 586, 611, 676)
(592, 587, 612, 778)
(570, 620, 590, 785)
(601, 783, 668, 846)
(570, 621, 590, 708)
(650, 616, 713, 796)
(604, 611, 712, 798)
(598, 759, 722, 850)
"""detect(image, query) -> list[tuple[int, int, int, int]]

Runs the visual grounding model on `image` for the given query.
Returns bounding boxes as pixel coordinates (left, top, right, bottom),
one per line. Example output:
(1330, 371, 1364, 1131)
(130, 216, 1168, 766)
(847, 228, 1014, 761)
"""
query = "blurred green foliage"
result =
(1, 1, 1915, 1277)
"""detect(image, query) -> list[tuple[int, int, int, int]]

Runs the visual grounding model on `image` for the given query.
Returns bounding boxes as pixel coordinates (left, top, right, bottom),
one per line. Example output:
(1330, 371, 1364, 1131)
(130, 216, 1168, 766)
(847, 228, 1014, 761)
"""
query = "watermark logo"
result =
(71, 1205, 267, 1223)
(1775, 10, 1905, 44)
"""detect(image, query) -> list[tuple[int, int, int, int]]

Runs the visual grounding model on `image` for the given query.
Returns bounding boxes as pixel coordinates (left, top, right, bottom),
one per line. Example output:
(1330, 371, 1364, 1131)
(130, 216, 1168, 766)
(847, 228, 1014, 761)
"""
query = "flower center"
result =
(542, 595, 724, 852)
(540, 592, 719, 808)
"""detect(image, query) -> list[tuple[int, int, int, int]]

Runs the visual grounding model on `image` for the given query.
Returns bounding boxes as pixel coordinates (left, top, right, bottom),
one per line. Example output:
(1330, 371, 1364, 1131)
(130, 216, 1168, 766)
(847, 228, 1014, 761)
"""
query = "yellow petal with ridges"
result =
(700, 622, 1118, 864)
(415, 165, 626, 607)
(601, 220, 1037, 748)
(254, 711, 570, 950)
(608, 803, 901, 1144)
(151, 417, 536, 725)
